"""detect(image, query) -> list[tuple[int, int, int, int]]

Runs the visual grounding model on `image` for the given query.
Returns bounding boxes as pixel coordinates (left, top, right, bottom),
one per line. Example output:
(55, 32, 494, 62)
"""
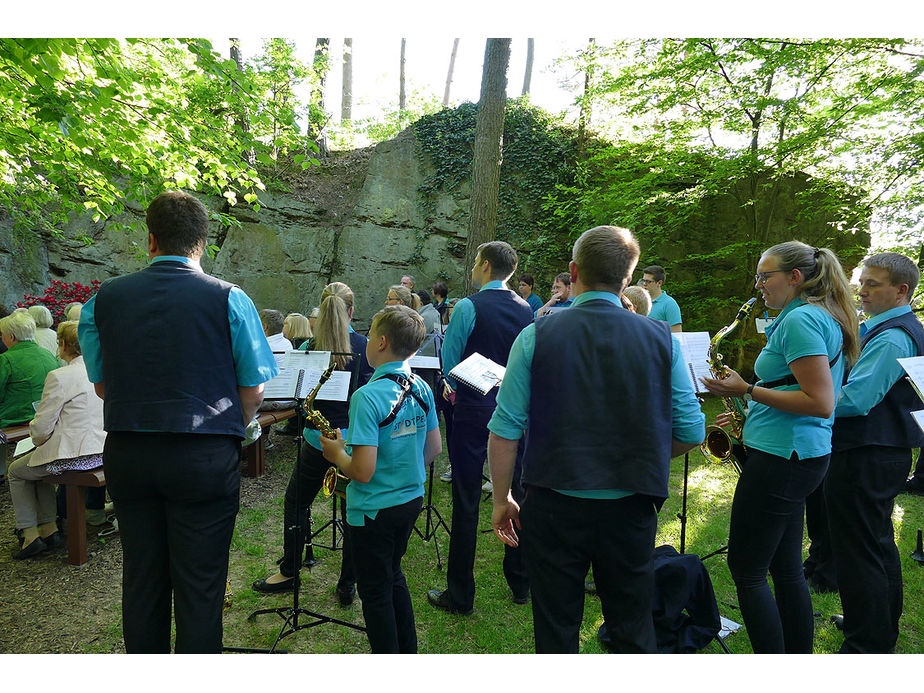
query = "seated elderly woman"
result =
(1, 311, 60, 429)
(283, 312, 312, 350)
(27, 305, 59, 358)
(7, 321, 106, 559)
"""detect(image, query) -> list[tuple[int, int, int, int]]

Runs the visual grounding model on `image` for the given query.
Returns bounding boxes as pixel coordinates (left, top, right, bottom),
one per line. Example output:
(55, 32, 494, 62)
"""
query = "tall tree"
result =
(522, 38, 534, 96)
(443, 38, 460, 107)
(229, 37, 255, 166)
(399, 38, 407, 115)
(577, 38, 595, 154)
(463, 38, 512, 295)
(252, 38, 310, 162)
(341, 38, 353, 125)
(311, 38, 330, 157)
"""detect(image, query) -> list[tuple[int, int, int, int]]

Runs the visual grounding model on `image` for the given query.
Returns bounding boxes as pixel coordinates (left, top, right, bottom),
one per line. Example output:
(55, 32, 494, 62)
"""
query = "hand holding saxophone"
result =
(700, 368, 749, 399)
(319, 427, 348, 467)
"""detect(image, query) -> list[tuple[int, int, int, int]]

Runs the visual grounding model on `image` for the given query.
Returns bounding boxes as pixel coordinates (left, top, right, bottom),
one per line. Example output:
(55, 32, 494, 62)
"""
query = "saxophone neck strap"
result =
(377, 373, 430, 428)
(756, 347, 842, 390)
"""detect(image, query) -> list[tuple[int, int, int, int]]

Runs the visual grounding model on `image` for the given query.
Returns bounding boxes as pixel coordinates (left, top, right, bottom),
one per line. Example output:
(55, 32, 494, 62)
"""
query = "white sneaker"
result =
(440, 469, 452, 483)
(482, 481, 493, 493)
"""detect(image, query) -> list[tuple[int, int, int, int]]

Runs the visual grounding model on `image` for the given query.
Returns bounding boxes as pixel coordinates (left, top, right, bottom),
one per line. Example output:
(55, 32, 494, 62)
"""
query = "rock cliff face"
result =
(0, 129, 470, 330)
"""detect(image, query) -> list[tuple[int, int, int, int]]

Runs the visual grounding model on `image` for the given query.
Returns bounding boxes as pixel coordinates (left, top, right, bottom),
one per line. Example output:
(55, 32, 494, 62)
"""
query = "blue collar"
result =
(479, 280, 507, 291)
(765, 297, 807, 339)
(572, 291, 623, 307)
(151, 255, 197, 267)
(370, 360, 412, 381)
(860, 304, 912, 335)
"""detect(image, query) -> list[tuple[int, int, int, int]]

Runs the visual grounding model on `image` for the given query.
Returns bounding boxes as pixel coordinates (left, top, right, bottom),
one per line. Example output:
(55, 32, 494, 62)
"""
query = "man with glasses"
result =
(535, 273, 573, 317)
(638, 265, 682, 333)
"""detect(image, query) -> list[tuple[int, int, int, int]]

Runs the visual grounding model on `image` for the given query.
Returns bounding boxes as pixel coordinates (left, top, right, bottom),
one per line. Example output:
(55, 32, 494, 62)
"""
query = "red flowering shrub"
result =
(17, 279, 102, 327)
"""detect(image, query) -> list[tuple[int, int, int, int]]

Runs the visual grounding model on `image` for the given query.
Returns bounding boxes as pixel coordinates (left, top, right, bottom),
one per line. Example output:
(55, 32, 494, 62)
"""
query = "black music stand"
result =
(227, 363, 365, 653)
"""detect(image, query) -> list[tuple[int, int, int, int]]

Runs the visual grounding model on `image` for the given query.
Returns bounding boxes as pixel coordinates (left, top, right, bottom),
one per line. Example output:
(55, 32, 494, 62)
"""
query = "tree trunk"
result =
(312, 38, 330, 157)
(443, 38, 459, 107)
(522, 38, 534, 96)
(399, 38, 407, 115)
(463, 38, 512, 295)
(229, 38, 255, 166)
(577, 38, 595, 155)
(341, 38, 353, 125)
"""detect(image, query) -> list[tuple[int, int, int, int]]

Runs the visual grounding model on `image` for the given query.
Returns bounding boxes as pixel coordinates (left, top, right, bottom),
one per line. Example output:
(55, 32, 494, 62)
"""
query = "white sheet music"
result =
(307, 369, 351, 402)
(676, 331, 711, 394)
(408, 355, 441, 369)
(911, 410, 924, 435)
(898, 357, 924, 403)
(263, 351, 333, 399)
(14, 437, 35, 457)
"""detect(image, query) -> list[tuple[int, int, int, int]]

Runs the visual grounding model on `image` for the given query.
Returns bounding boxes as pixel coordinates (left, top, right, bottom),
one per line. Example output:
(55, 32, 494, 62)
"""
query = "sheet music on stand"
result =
(675, 331, 712, 395)
(898, 356, 924, 433)
(408, 333, 442, 370)
(263, 351, 349, 402)
(448, 352, 505, 395)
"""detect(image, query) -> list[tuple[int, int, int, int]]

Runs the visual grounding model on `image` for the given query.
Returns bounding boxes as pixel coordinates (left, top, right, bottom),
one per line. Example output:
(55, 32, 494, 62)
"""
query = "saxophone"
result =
(700, 297, 758, 475)
(302, 364, 351, 500)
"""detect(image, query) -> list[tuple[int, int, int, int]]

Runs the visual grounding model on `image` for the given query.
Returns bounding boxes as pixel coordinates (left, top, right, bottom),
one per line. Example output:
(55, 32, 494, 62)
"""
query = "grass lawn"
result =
(221, 397, 924, 654)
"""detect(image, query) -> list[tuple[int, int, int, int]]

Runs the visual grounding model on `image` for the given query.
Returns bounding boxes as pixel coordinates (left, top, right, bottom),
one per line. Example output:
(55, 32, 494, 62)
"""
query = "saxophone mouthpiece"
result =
(736, 297, 758, 321)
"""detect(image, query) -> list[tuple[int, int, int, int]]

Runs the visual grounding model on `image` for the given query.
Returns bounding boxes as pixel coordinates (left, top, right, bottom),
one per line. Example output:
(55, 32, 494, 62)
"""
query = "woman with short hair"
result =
(283, 313, 312, 350)
(27, 305, 58, 357)
(702, 240, 859, 653)
(7, 321, 106, 559)
(0, 311, 60, 429)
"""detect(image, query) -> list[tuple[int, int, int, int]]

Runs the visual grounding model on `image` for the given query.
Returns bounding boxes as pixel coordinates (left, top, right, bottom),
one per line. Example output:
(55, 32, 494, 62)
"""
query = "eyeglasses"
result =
(754, 270, 787, 284)
(385, 295, 400, 304)
(637, 278, 654, 286)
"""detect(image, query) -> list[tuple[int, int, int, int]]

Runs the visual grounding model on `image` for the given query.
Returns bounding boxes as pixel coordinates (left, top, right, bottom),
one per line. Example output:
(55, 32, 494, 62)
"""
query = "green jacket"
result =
(0, 340, 60, 427)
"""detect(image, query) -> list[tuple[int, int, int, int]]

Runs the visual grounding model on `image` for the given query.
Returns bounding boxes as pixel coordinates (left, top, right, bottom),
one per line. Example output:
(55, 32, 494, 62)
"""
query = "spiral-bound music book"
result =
(448, 352, 506, 395)
(263, 351, 350, 402)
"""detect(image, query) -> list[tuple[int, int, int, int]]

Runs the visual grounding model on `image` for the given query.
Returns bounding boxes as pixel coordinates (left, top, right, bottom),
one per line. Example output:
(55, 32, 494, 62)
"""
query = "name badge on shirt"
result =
(390, 407, 427, 440)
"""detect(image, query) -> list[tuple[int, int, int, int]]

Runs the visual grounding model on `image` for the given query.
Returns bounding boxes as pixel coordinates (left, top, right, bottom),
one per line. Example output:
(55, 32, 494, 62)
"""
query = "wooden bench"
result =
(41, 467, 106, 566)
(241, 408, 297, 477)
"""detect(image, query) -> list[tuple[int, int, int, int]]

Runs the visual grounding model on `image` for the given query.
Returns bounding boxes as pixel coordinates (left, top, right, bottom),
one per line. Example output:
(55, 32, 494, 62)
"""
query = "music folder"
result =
(448, 352, 505, 395)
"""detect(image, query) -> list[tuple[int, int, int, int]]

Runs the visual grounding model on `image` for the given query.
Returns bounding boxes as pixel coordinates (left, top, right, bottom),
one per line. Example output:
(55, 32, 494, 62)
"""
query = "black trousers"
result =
(520, 486, 658, 654)
(825, 445, 911, 653)
(446, 405, 528, 611)
(103, 432, 241, 654)
(349, 496, 422, 653)
(803, 478, 838, 589)
(280, 442, 354, 589)
(727, 449, 829, 653)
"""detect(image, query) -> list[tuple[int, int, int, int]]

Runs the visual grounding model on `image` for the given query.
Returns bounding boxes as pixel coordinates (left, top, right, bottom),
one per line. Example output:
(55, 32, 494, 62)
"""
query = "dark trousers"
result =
(104, 432, 241, 654)
(280, 442, 354, 589)
(825, 445, 911, 653)
(727, 449, 829, 653)
(446, 405, 528, 611)
(349, 496, 422, 653)
(520, 486, 658, 654)
(803, 479, 838, 589)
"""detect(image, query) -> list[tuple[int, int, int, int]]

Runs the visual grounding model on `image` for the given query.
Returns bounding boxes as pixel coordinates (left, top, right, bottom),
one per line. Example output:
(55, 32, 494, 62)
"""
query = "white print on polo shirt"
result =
(390, 405, 427, 440)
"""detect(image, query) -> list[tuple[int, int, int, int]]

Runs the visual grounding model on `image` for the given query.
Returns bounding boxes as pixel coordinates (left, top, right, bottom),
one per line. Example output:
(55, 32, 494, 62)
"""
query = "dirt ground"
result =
(0, 435, 294, 654)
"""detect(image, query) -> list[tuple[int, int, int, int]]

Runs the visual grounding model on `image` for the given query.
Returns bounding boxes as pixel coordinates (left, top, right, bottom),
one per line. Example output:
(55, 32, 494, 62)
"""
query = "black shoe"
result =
(13, 537, 48, 560)
(426, 589, 473, 616)
(336, 584, 356, 607)
(252, 576, 295, 594)
(831, 614, 844, 631)
(43, 532, 64, 550)
(808, 574, 838, 594)
(904, 476, 924, 496)
(512, 591, 530, 605)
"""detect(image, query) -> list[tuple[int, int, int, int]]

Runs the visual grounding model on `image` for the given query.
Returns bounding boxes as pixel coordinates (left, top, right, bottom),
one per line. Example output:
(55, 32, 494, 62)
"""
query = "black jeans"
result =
(825, 445, 911, 653)
(280, 442, 354, 589)
(727, 449, 829, 653)
(104, 432, 240, 654)
(349, 496, 422, 653)
(446, 405, 528, 611)
(520, 486, 658, 654)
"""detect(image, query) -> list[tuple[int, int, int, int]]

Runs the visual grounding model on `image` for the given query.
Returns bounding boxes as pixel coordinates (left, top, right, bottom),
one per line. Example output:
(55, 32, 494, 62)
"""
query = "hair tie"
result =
(812, 247, 821, 259)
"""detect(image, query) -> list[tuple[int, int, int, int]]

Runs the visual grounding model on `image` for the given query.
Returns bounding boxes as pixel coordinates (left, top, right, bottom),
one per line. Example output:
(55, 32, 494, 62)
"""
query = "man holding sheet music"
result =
(486, 226, 705, 653)
(427, 240, 534, 615)
(78, 190, 278, 653)
(823, 252, 924, 653)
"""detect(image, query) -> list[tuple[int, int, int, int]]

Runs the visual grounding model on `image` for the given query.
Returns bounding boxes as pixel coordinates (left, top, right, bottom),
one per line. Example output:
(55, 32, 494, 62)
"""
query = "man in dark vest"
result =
(78, 191, 278, 653)
(825, 252, 924, 654)
(427, 240, 534, 615)
(486, 225, 705, 653)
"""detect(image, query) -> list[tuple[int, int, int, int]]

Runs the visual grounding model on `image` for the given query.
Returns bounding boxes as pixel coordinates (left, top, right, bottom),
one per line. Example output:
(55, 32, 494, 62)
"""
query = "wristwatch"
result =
(743, 384, 755, 402)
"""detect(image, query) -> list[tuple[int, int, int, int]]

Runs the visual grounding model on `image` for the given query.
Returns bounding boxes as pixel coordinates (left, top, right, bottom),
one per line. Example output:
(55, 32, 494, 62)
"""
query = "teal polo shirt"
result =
(744, 298, 845, 460)
(0, 340, 60, 426)
(344, 360, 438, 526)
(649, 291, 682, 327)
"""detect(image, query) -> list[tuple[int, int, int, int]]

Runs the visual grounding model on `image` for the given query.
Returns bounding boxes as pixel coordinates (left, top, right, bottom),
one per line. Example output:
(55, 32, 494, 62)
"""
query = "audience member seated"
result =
(623, 285, 653, 316)
(417, 289, 442, 334)
(0, 304, 8, 356)
(385, 285, 414, 309)
(64, 302, 83, 323)
(258, 309, 295, 412)
(1, 311, 60, 429)
(7, 321, 106, 559)
(535, 273, 573, 317)
(517, 274, 545, 314)
(28, 306, 59, 358)
(308, 307, 320, 334)
(284, 312, 313, 350)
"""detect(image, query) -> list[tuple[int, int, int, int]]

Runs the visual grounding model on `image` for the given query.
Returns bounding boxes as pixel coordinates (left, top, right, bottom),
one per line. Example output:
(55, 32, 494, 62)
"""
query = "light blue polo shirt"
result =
(344, 360, 438, 526)
(79, 256, 278, 389)
(488, 290, 706, 499)
(649, 291, 682, 327)
(836, 305, 917, 418)
(524, 292, 544, 314)
(745, 298, 844, 460)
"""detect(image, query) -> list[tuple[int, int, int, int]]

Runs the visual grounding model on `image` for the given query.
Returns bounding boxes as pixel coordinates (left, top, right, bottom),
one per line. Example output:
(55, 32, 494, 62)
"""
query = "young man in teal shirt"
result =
(321, 305, 441, 653)
(639, 265, 682, 332)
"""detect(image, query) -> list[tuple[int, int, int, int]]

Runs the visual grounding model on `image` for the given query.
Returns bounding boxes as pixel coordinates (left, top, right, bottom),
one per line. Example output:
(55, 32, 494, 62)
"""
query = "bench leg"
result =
(242, 438, 265, 478)
(65, 485, 89, 566)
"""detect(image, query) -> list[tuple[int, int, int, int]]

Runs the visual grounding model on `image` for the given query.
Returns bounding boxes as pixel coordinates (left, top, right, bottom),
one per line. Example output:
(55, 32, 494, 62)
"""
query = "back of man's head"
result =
(642, 265, 666, 284)
(417, 289, 432, 305)
(146, 190, 210, 257)
(864, 252, 920, 298)
(573, 226, 640, 291)
(260, 309, 285, 335)
(431, 281, 448, 301)
(477, 241, 518, 280)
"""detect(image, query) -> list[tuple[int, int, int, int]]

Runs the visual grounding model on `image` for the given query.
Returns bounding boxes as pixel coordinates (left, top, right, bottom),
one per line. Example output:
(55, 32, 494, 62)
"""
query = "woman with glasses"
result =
(385, 285, 413, 308)
(253, 282, 374, 605)
(701, 241, 859, 653)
